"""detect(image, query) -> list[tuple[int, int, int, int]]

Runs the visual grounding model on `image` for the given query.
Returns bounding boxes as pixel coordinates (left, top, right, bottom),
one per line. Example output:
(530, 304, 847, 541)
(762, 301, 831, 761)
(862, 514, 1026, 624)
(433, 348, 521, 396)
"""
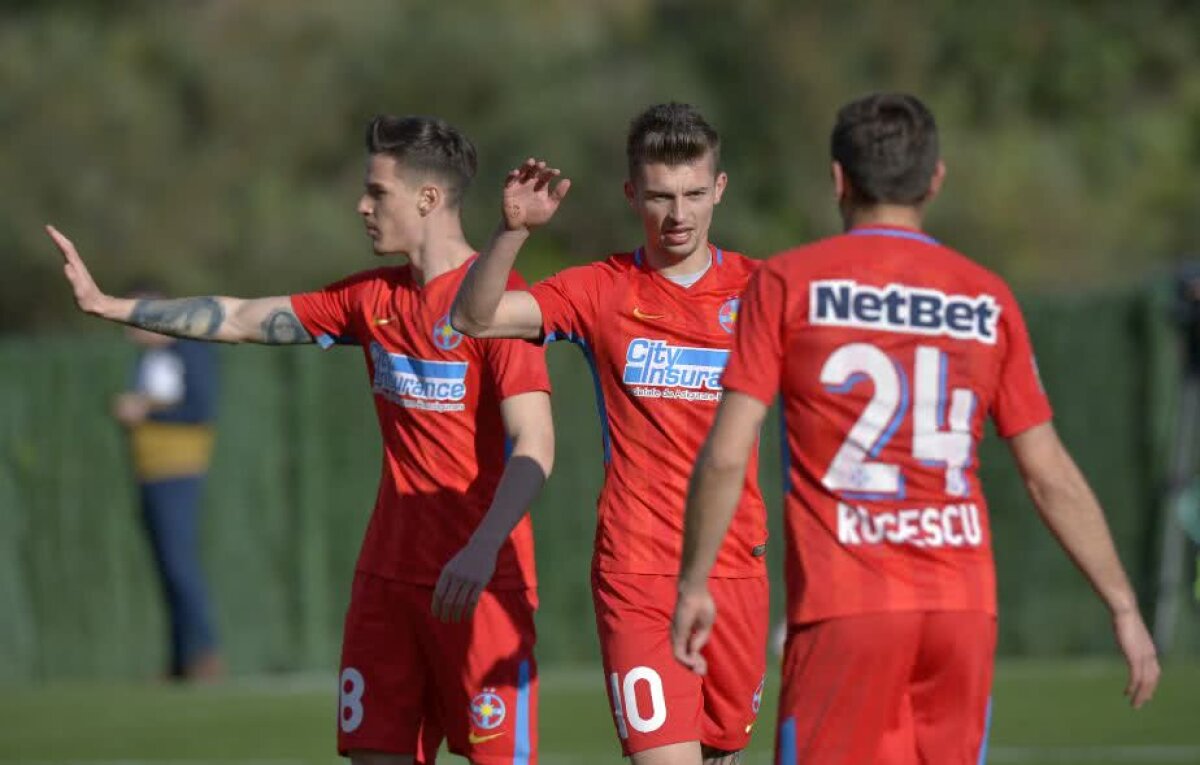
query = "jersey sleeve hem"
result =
(721, 378, 775, 407)
(996, 410, 1053, 440)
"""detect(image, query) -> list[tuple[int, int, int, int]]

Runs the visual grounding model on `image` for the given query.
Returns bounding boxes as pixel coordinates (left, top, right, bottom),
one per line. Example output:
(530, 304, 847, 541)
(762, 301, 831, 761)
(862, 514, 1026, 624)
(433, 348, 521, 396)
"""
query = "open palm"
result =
(46, 224, 107, 314)
(502, 158, 571, 232)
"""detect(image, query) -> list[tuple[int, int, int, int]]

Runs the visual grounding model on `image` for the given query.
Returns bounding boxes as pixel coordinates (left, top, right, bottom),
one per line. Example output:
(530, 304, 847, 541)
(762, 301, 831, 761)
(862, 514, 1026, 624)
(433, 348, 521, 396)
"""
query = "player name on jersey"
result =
(370, 342, 469, 412)
(622, 338, 729, 402)
(837, 501, 984, 548)
(810, 280, 1000, 345)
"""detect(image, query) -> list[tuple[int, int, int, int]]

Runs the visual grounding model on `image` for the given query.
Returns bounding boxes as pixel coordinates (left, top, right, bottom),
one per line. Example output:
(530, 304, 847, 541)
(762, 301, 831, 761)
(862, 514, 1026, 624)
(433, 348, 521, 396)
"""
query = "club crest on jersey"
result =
(718, 296, 740, 334)
(810, 280, 1000, 345)
(470, 689, 506, 730)
(432, 313, 464, 350)
(370, 342, 468, 411)
(622, 338, 728, 402)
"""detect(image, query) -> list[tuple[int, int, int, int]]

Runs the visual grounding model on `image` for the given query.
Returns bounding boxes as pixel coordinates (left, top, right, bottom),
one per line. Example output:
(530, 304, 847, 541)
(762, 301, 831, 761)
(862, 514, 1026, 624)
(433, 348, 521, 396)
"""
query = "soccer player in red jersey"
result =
(453, 104, 768, 765)
(672, 93, 1161, 764)
(48, 116, 554, 765)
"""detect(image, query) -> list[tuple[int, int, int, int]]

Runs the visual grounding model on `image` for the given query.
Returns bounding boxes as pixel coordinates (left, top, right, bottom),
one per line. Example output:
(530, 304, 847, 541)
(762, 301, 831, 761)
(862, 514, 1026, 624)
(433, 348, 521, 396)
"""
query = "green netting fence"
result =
(0, 284, 1195, 682)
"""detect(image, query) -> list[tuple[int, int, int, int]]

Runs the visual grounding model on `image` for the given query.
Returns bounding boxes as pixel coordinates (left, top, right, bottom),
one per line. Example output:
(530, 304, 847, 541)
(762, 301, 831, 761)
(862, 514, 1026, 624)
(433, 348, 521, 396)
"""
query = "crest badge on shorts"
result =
(470, 688, 507, 730)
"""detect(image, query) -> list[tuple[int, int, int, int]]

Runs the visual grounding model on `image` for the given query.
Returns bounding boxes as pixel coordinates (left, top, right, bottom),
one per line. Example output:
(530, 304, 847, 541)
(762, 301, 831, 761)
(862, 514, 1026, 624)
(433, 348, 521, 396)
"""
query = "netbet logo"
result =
(810, 280, 1000, 345)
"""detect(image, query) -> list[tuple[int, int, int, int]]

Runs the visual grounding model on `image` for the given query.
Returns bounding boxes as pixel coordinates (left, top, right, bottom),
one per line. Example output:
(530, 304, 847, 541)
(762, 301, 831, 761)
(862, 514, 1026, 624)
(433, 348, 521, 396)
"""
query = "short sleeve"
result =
(290, 270, 382, 349)
(720, 262, 788, 406)
(990, 287, 1053, 438)
(527, 263, 607, 345)
(138, 350, 185, 404)
(483, 270, 553, 399)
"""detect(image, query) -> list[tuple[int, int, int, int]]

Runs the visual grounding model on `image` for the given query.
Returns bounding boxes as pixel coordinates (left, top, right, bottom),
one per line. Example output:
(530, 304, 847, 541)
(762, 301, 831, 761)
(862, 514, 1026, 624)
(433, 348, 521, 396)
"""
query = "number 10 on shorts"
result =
(610, 666, 667, 738)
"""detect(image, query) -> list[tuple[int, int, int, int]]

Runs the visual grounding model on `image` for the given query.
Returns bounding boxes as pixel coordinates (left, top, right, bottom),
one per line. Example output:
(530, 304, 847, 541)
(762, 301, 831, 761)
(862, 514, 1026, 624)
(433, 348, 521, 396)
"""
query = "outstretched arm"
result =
(47, 225, 312, 345)
(672, 391, 768, 675)
(1009, 422, 1161, 708)
(450, 159, 570, 340)
(432, 390, 554, 622)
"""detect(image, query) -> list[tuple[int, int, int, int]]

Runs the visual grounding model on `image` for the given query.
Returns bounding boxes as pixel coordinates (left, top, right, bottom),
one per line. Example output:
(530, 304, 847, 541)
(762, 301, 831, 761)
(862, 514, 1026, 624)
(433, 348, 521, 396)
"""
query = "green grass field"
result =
(1, 660, 1197, 765)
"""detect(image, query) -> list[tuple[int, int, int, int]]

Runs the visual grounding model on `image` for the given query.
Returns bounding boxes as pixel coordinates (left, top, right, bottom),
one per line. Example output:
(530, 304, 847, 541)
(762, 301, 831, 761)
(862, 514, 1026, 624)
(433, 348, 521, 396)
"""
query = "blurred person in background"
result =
(47, 114, 554, 765)
(672, 92, 1160, 764)
(117, 281, 223, 682)
(453, 103, 767, 765)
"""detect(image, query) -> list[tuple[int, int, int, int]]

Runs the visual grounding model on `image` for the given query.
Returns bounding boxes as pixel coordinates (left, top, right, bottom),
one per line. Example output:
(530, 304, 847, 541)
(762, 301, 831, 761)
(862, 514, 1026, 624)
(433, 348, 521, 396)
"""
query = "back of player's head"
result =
(830, 93, 939, 206)
(626, 103, 721, 179)
(365, 115, 478, 207)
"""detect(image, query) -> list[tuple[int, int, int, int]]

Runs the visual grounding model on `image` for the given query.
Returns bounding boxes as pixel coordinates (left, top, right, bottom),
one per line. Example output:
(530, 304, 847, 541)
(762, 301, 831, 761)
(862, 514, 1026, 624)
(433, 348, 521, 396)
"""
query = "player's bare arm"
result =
(1009, 422, 1161, 708)
(672, 391, 768, 676)
(432, 390, 554, 623)
(450, 158, 570, 340)
(47, 224, 312, 345)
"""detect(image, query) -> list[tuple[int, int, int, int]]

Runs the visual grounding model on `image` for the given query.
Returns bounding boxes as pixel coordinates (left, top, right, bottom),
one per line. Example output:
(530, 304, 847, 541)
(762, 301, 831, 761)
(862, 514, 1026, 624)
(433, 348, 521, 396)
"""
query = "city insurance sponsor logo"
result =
(370, 342, 468, 412)
(622, 338, 729, 402)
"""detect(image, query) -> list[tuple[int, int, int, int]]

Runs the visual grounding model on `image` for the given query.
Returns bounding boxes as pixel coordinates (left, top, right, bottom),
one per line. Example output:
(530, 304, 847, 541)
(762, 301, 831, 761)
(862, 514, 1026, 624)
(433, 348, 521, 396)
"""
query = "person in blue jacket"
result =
(115, 285, 223, 681)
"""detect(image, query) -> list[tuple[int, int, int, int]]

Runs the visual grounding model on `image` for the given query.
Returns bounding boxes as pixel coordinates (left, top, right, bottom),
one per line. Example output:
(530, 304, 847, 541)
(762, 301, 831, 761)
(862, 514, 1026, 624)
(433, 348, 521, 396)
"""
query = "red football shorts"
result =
(337, 571, 539, 764)
(775, 610, 996, 765)
(592, 571, 769, 756)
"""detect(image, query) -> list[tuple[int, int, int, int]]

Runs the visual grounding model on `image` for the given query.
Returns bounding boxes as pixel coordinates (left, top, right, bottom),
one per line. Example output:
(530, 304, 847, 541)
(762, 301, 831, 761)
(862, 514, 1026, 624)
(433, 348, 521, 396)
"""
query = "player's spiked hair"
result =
(831, 93, 940, 206)
(626, 103, 721, 179)
(365, 115, 478, 207)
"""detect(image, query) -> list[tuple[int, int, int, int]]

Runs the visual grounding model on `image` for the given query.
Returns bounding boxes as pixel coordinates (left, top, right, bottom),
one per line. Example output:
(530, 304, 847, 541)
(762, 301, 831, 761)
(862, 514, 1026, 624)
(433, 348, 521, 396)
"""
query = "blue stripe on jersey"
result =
(778, 716, 797, 765)
(977, 696, 993, 765)
(388, 354, 469, 380)
(849, 227, 940, 245)
(715, 247, 724, 265)
(545, 331, 612, 464)
(779, 407, 792, 494)
(514, 659, 532, 765)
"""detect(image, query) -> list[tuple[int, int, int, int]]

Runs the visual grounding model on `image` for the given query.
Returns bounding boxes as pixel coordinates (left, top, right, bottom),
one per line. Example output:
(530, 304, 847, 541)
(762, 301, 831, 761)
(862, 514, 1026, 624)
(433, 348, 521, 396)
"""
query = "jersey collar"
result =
(848, 225, 939, 246)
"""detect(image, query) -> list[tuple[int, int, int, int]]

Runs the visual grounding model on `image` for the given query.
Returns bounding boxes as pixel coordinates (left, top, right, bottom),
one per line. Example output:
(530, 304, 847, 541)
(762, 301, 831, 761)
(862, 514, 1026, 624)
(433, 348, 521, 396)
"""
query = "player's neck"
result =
(842, 204, 925, 234)
(644, 241, 713, 278)
(408, 221, 475, 286)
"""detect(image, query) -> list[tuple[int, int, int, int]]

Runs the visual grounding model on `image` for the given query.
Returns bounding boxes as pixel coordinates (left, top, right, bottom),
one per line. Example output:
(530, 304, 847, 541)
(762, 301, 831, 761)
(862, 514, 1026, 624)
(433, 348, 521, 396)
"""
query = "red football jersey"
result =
(529, 245, 767, 577)
(722, 226, 1052, 622)
(291, 261, 549, 589)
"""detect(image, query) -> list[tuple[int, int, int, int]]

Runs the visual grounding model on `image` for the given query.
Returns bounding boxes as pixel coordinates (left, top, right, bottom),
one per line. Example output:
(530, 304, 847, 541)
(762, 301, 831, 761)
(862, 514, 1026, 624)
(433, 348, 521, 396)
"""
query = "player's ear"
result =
(713, 171, 728, 205)
(623, 178, 637, 210)
(925, 160, 946, 204)
(418, 185, 440, 216)
(831, 161, 848, 202)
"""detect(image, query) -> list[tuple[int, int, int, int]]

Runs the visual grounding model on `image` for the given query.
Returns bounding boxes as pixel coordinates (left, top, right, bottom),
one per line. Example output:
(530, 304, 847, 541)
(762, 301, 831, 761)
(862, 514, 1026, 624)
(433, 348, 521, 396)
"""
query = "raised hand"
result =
(501, 158, 571, 232)
(46, 224, 108, 315)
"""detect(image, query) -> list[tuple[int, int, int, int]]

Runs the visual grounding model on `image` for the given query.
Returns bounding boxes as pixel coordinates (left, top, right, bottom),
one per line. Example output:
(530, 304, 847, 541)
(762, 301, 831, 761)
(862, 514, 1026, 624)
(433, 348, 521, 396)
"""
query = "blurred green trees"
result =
(3, 0, 1199, 332)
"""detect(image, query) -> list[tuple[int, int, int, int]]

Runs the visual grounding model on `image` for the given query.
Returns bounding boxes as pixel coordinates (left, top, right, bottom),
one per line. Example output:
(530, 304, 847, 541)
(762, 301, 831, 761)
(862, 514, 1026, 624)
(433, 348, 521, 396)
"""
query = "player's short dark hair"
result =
(365, 115, 478, 207)
(626, 103, 721, 179)
(830, 93, 939, 206)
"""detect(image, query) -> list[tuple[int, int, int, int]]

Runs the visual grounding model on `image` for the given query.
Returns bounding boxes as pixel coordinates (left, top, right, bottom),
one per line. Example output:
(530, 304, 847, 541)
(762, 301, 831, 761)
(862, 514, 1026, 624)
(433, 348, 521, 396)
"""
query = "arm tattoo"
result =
(260, 309, 314, 345)
(130, 298, 224, 339)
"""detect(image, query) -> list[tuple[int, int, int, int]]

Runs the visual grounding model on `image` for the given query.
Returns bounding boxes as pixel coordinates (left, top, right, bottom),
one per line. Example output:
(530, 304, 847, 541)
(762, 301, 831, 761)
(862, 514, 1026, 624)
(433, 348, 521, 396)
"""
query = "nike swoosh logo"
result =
(468, 731, 505, 744)
(632, 307, 666, 321)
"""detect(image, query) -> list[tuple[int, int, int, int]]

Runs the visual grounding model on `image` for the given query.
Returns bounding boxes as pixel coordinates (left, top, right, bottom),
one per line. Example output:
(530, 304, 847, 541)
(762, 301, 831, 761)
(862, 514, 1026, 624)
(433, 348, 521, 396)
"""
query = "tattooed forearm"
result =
(260, 309, 313, 345)
(130, 297, 225, 339)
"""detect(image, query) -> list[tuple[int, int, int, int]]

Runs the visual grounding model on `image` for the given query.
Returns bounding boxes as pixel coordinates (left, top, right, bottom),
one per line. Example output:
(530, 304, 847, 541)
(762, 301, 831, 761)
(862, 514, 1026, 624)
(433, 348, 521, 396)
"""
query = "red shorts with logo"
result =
(775, 610, 996, 765)
(337, 571, 539, 764)
(592, 571, 769, 756)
